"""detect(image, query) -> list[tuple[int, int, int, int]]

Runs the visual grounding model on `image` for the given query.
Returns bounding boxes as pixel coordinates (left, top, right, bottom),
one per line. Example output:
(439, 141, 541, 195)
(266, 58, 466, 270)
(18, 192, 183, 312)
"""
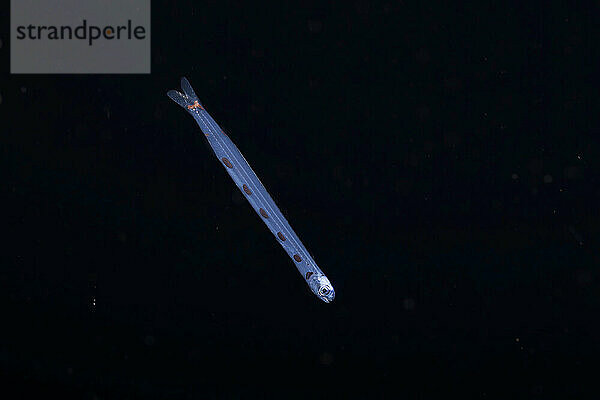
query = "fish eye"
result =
(319, 286, 330, 296)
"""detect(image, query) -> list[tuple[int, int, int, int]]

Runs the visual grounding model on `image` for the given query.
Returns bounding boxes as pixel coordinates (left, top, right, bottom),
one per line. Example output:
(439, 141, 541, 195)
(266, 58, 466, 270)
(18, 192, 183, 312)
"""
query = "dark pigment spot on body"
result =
(222, 157, 233, 168)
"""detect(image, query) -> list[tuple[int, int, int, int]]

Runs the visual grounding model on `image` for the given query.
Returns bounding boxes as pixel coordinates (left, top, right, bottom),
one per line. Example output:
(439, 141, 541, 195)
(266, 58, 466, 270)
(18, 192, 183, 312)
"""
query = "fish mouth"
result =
(320, 290, 335, 303)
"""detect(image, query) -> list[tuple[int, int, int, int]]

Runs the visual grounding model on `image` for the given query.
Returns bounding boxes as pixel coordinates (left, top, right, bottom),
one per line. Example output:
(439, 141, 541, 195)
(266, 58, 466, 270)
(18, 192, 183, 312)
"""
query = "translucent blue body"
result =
(168, 78, 335, 303)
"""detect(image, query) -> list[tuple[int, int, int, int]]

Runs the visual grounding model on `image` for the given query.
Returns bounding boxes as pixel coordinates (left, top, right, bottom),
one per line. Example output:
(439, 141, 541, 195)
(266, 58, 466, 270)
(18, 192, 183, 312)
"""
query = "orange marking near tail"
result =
(187, 100, 204, 110)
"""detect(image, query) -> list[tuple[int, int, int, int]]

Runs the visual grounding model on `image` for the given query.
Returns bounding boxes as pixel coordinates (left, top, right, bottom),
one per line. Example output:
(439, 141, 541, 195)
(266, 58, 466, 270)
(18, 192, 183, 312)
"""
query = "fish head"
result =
(307, 273, 335, 303)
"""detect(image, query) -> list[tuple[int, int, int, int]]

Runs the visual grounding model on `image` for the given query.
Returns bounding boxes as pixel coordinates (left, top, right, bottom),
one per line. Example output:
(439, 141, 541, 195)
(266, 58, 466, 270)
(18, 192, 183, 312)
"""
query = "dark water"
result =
(2, 2, 598, 398)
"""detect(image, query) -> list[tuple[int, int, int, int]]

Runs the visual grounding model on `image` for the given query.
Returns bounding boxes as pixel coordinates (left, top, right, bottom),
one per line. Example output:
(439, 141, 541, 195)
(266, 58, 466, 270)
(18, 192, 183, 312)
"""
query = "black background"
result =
(2, 1, 598, 398)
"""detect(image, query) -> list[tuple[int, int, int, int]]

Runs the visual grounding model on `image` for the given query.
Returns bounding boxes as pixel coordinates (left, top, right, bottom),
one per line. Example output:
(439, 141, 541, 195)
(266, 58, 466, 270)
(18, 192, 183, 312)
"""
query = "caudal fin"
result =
(167, 77, 204, 111)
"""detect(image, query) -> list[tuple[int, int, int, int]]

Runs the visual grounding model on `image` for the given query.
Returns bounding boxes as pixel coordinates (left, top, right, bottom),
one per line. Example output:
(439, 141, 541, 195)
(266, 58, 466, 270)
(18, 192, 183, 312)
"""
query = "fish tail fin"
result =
(167, 77, 204, 112)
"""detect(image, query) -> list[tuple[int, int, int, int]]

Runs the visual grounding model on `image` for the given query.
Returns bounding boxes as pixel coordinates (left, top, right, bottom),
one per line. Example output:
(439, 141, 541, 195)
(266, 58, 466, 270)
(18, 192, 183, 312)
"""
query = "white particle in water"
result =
(319, 352, 334, 365)
(403, 298, 416, 310)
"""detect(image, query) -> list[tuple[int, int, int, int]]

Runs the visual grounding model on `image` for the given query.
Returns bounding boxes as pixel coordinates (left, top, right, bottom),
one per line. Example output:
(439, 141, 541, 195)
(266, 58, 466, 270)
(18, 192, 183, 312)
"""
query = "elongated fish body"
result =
(167, 77, 335, 303)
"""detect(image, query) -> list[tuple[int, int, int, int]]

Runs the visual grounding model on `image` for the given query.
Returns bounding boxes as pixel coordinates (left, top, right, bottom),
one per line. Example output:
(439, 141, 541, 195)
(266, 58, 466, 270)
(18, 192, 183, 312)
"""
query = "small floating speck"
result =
(308, 20, 323, 33)
(543, 174, 553, 183)
(511, 173, 519, 180)
(403, 298, 416, 310)
(144, 335, 155, 346)
(20, 87, 27, 94)
(319, 352, 333, 365)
